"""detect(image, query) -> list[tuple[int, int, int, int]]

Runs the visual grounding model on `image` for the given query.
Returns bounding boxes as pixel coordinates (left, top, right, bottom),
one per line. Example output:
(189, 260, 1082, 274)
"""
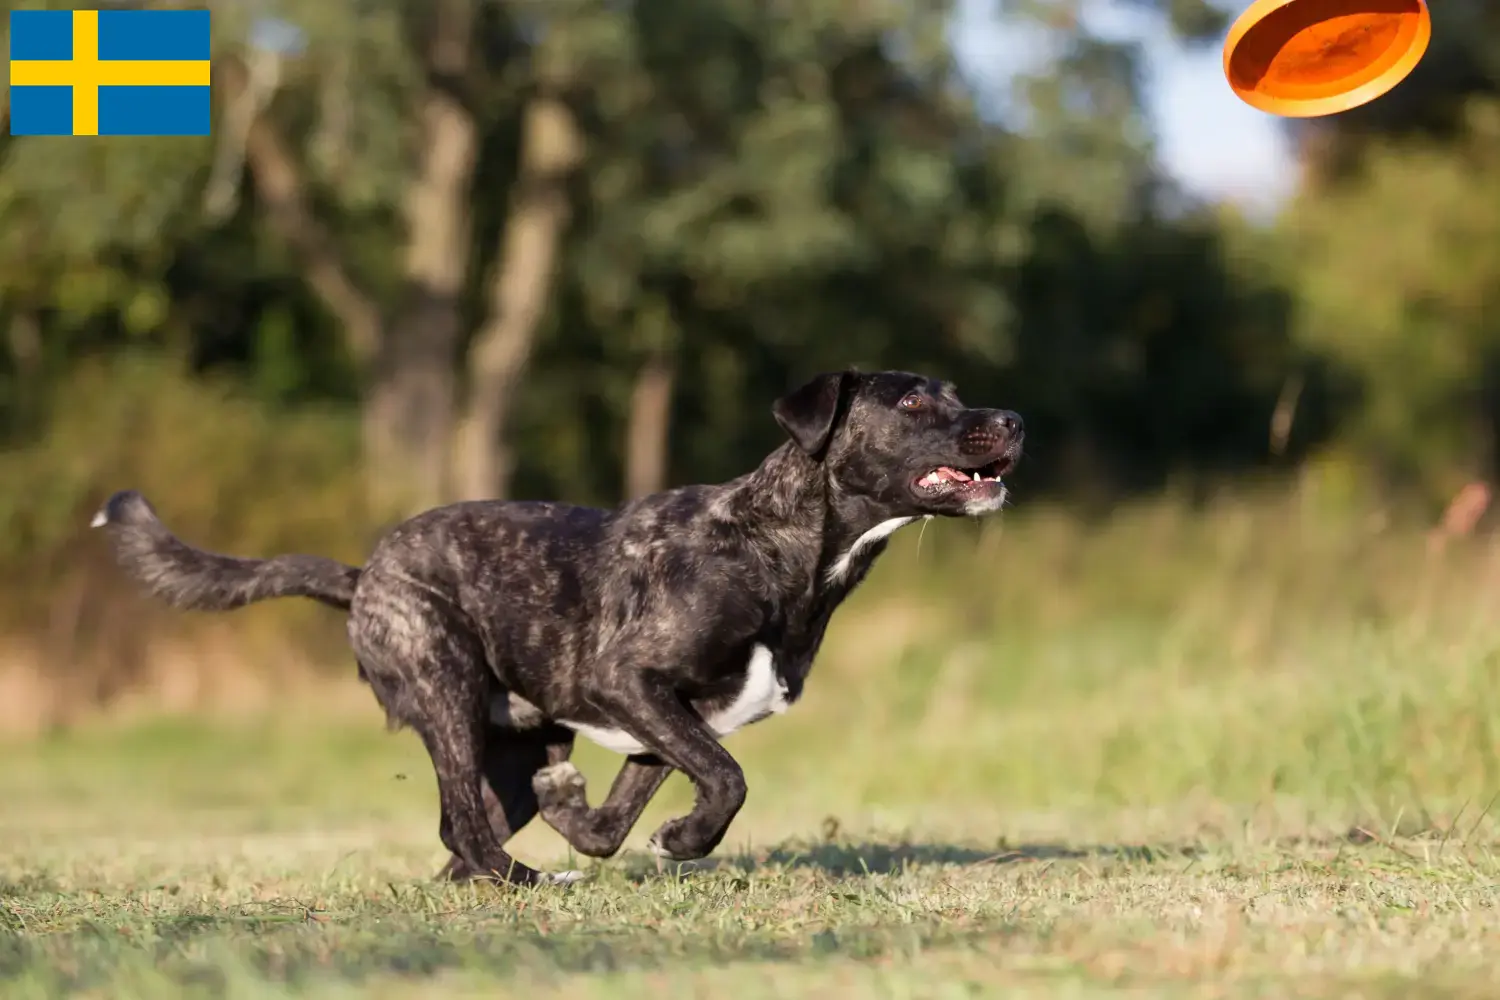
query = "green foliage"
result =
(1286, 100, 1500, 499)
(0, 355, 371, 623)
(0, 0, 1496, 681)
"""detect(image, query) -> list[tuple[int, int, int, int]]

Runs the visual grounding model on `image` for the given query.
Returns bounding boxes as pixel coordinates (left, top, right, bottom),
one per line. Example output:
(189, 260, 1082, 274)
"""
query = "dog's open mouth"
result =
(914, 455, 1014, 494)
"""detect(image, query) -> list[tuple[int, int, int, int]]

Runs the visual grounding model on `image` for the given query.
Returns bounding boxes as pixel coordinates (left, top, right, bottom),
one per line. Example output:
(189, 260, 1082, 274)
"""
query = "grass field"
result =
(4, 496, 1500, 997)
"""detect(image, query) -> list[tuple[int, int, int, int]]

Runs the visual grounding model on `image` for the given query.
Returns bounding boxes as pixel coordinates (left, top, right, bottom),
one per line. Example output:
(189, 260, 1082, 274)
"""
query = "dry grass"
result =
(5, 471, 1500, 995)
(3, 731, 1499, 1000)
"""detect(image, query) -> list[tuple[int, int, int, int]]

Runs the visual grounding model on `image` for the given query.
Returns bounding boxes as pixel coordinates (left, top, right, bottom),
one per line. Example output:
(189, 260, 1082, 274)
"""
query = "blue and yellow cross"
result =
(9, 9, 212, 136)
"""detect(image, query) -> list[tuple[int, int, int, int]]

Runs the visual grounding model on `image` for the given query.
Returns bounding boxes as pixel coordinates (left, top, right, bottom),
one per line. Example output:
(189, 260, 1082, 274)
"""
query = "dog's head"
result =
(772, 370, 1024, 518)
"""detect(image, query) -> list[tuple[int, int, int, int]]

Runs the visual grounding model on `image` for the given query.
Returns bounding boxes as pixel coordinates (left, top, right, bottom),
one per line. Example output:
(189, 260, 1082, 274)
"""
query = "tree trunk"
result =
(223, 53, 396, 512)
(369, 0, 479, 513)
(225, 1, 480, 517)
(7, 311, 40, 374)
(624, 353, 677, 500)
(454, 83, 584, 501)
(225, 54, 382, 366)
(6, 311, 41, 429)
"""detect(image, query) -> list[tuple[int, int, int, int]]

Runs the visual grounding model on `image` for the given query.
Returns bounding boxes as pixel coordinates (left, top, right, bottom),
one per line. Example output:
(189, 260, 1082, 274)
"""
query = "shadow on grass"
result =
(0, 839, 1192, 992)
(0, 903, 1015, 994)
(612, 838, 1200, 881)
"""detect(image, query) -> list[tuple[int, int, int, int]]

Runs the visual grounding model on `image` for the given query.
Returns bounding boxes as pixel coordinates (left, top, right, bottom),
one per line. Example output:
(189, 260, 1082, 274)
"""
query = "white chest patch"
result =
(705, 643, 789, 736)
(826, 516, 917, 584)
(561, 643, 790, 756)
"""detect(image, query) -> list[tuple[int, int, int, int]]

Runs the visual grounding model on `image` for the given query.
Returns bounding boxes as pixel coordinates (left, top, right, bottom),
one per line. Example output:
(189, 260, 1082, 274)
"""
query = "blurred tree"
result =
(454, 18, 587, 501)
(1275, 0, 1500, 504)
(0, 0, 1316, 524)
(1283, 101, 1500, 501)
(0, 0, 1385, 692)
(213, 0, 502, 511)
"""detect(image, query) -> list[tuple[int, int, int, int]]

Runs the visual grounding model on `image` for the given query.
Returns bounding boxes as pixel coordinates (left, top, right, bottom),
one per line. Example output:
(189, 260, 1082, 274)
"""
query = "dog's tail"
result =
(90, 490, 362, 612)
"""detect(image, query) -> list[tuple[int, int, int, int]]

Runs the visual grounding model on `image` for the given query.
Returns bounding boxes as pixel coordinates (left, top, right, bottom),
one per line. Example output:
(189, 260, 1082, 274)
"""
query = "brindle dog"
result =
(92, 369, 1024, 885)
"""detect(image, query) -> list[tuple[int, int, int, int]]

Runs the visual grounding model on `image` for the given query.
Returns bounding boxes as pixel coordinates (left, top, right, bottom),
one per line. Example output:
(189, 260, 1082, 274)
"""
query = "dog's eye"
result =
(898, 393, 925, 412)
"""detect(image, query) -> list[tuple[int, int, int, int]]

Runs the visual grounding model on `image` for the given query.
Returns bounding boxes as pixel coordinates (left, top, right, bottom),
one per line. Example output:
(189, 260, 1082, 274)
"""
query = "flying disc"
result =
(1223, 0, 1431, 118)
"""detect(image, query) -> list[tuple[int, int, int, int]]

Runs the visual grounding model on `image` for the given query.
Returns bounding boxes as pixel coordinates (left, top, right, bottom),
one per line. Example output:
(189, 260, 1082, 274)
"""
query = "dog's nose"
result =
(995, 410, 1023, 437)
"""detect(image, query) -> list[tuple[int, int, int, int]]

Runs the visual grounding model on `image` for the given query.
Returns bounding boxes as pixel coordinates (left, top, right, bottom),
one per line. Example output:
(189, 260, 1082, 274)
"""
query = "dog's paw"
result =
(646, 827, 702, 863)
(533, 761, 586, 797)
(545, 869, 589, 887)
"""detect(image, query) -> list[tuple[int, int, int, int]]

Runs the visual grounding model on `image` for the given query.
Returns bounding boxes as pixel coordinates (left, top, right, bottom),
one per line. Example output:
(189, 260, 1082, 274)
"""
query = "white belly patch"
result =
(560, 644, 790, 756)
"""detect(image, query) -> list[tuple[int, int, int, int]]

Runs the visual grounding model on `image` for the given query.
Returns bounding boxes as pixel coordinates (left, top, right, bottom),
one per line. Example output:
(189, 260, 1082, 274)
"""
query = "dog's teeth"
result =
(972, 472, 980, 482)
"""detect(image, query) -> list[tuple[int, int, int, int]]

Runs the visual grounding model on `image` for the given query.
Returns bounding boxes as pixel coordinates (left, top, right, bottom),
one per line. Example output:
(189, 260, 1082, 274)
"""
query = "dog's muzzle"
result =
(912, 410, 1023, 501)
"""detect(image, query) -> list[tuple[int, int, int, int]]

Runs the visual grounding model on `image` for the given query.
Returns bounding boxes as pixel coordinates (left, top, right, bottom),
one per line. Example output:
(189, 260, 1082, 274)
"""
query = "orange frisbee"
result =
(1222, 0, 1431, 118)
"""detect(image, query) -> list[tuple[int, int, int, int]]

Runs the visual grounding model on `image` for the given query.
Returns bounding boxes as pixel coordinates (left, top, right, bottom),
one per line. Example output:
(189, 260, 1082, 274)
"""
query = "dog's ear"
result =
(773, 371, 852, 457)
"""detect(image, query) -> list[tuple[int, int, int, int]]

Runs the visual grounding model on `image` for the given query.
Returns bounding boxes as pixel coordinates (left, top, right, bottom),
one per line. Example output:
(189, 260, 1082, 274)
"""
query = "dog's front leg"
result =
(594, 673, 747, 862)
(532, 754, 672, 858)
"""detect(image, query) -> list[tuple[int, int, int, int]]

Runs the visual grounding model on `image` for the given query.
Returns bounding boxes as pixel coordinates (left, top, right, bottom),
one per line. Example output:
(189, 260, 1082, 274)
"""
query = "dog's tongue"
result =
(919, 466, 983, 488)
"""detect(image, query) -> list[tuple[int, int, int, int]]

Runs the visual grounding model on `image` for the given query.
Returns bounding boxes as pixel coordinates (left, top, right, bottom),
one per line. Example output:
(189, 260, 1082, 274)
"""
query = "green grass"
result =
(4, 828, 1499, 999)
(5, 495, 1500, 997)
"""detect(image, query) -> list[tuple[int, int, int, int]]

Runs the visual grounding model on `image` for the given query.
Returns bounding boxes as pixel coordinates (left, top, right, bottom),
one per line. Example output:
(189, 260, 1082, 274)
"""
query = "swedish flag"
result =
(9, 9, 211, 137)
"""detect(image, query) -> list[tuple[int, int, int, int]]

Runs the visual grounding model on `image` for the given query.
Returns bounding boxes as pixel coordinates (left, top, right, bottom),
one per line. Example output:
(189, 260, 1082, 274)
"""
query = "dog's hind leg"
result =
(533, 756, 672, 858)
(350, 577, 552, 887)
(439, 726, 582, 882)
